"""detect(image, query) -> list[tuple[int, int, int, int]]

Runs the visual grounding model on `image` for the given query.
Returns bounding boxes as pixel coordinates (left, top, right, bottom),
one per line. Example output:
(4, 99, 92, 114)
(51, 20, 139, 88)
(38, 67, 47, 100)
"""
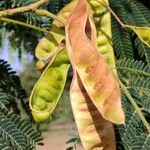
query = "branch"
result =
(0, 0, 49, 17)
(35, 9, 65, 25)
(0, 17, 48, 33)
(92, 0, 127, 28)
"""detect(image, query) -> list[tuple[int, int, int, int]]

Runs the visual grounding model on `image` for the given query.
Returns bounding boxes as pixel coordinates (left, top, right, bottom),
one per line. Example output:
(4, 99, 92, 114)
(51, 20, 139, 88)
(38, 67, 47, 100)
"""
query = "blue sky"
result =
(0, 37, 33, 74)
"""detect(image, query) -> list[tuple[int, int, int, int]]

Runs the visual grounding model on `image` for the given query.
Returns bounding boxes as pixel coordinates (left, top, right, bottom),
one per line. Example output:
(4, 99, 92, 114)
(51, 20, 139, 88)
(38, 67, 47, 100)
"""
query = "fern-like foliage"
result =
(115, 94, 149, 150)
(134, 38, 150, 64)
(115, 58, 150, 149)
(117, 58, 150, 77)
(0, 59, 29, 114)
(0, 112, 30, 150)
(9, 114, 43, 146)
(110, 0, 150, 61)
(0, 91, 10, 106)
(111, 17, 134, 59)
(0, 60, 43, 149)
(110, 4, 150, 147)
(0, 0, 71, 56)
(129, 77, 150, 95)
(0, 138, 13, 150)
(0, 92, 43, 150)
(132, 133, 150, 150)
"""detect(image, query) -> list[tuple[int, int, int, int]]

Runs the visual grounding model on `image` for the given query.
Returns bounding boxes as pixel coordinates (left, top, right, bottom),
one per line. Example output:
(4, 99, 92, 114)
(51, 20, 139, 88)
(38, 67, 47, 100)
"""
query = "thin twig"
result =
(118, 79, 150, 134)
(35, 9, 65, 25)
(93, 0, 127, 28)
(0, 17, 48, 33)
(0, 0, 49, 17)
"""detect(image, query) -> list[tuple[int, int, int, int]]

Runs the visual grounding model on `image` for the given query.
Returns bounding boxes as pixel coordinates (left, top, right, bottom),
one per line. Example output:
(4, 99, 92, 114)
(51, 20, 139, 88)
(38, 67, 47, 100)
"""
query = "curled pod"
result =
(89, 0, 117, 73)
(66, 0, 125, 124)
(29, 0, 78, 123)
(30, 49, 70, 123)
(67, 1, 116, 149)
(70, 72, 116, 150)
(35, 0, 78, 69)
(35, 27, 65, 61)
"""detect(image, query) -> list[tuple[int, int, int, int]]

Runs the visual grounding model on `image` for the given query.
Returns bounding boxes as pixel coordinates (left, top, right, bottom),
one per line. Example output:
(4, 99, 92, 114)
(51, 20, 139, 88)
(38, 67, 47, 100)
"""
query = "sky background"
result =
(0, 37, 33, 74)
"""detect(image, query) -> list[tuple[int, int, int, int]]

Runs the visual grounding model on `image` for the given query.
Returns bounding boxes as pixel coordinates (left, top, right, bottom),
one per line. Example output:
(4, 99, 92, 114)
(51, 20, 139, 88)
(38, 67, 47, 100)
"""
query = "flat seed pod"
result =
(29, 48, 70, 123)
(29, 0, 78, 122)
(66, 0, 125, 124)
(127, 25, 150, 47)
(35, 27, 65, 61)
(67, 2, 116, 149)
(89, 0, 116, 74)
(70, 72, 116, 150)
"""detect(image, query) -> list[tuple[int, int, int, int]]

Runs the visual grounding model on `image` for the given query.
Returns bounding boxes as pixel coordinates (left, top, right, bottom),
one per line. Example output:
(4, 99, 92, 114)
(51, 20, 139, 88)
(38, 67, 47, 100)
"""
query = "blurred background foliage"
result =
(20, 63, 74, 125)
(0, 0, 150, 149)
(0, 0, 71, 57)
(0, 59, 43, 149)
(0, 0, 74, 133)
(0, 1, 74, 149)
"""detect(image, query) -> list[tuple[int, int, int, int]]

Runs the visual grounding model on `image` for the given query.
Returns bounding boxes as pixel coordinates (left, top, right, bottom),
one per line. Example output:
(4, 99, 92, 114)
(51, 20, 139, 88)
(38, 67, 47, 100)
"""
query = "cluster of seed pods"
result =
(29, 0, 127, 149)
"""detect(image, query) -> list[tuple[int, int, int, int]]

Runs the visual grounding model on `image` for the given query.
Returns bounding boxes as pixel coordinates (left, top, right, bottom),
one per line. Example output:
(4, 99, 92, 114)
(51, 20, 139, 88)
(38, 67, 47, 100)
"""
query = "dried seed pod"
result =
(66, 0, 125, 124)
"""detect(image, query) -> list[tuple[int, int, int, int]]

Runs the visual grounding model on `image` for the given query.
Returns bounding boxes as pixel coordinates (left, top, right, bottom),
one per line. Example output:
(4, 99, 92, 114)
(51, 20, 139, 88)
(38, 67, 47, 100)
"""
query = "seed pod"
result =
(29, 0, 79, 122)
(70, 71, 116, 150)
(35, 27, 65, 61)
(127, 25, 150, 47)
(68, 5, 116, 148)
(66, 0, 125, 124)
(30, 48, 70, 123)
(89, 0, 117, 74)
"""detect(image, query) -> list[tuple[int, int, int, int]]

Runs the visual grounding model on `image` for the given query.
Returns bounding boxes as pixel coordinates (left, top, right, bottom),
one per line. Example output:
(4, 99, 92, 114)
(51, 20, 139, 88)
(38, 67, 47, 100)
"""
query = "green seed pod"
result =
(32, 111, 51, 123)
(127, 25, 150, 47)
(35, 27, 65, 61)
(30, 50, 70, 123)
(30, 0, 80, 123)
(33, 98, 48, 110)
(89, 0, 117, 75)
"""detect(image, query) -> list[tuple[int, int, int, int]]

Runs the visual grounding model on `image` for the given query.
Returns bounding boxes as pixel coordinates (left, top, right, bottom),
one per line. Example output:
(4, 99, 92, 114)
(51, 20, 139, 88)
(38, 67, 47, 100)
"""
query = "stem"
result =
(0, 17, 48, 33)
(93, 0, 127, 28)
(35, 9, 65, 25)
(0, 0, 49, 17)
(118, 79, 150, 134)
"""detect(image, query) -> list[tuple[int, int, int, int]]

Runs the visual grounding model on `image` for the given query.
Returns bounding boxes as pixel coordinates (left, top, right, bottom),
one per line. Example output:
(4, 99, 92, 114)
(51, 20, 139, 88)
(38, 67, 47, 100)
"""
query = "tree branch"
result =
(0, 17, 48, 33)
(0, 0, 49, 17)
(35, 9, 65, 25)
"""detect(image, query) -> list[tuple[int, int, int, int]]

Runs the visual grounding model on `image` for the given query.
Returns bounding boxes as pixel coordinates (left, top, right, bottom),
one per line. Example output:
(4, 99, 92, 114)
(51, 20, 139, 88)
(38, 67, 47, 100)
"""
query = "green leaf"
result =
(131, 134, 150, 150)
(117, 58, 150, 77)
(115, 94, 149, 149)
(0, 92, 10, 109)
(129, 77, 150, 93)
(0, 138, 13, 150)
(111, 17, 134, 59)
(135, 37, 150, 64)
(9, 114, 43, 145)
(0, 112, 29, 150)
